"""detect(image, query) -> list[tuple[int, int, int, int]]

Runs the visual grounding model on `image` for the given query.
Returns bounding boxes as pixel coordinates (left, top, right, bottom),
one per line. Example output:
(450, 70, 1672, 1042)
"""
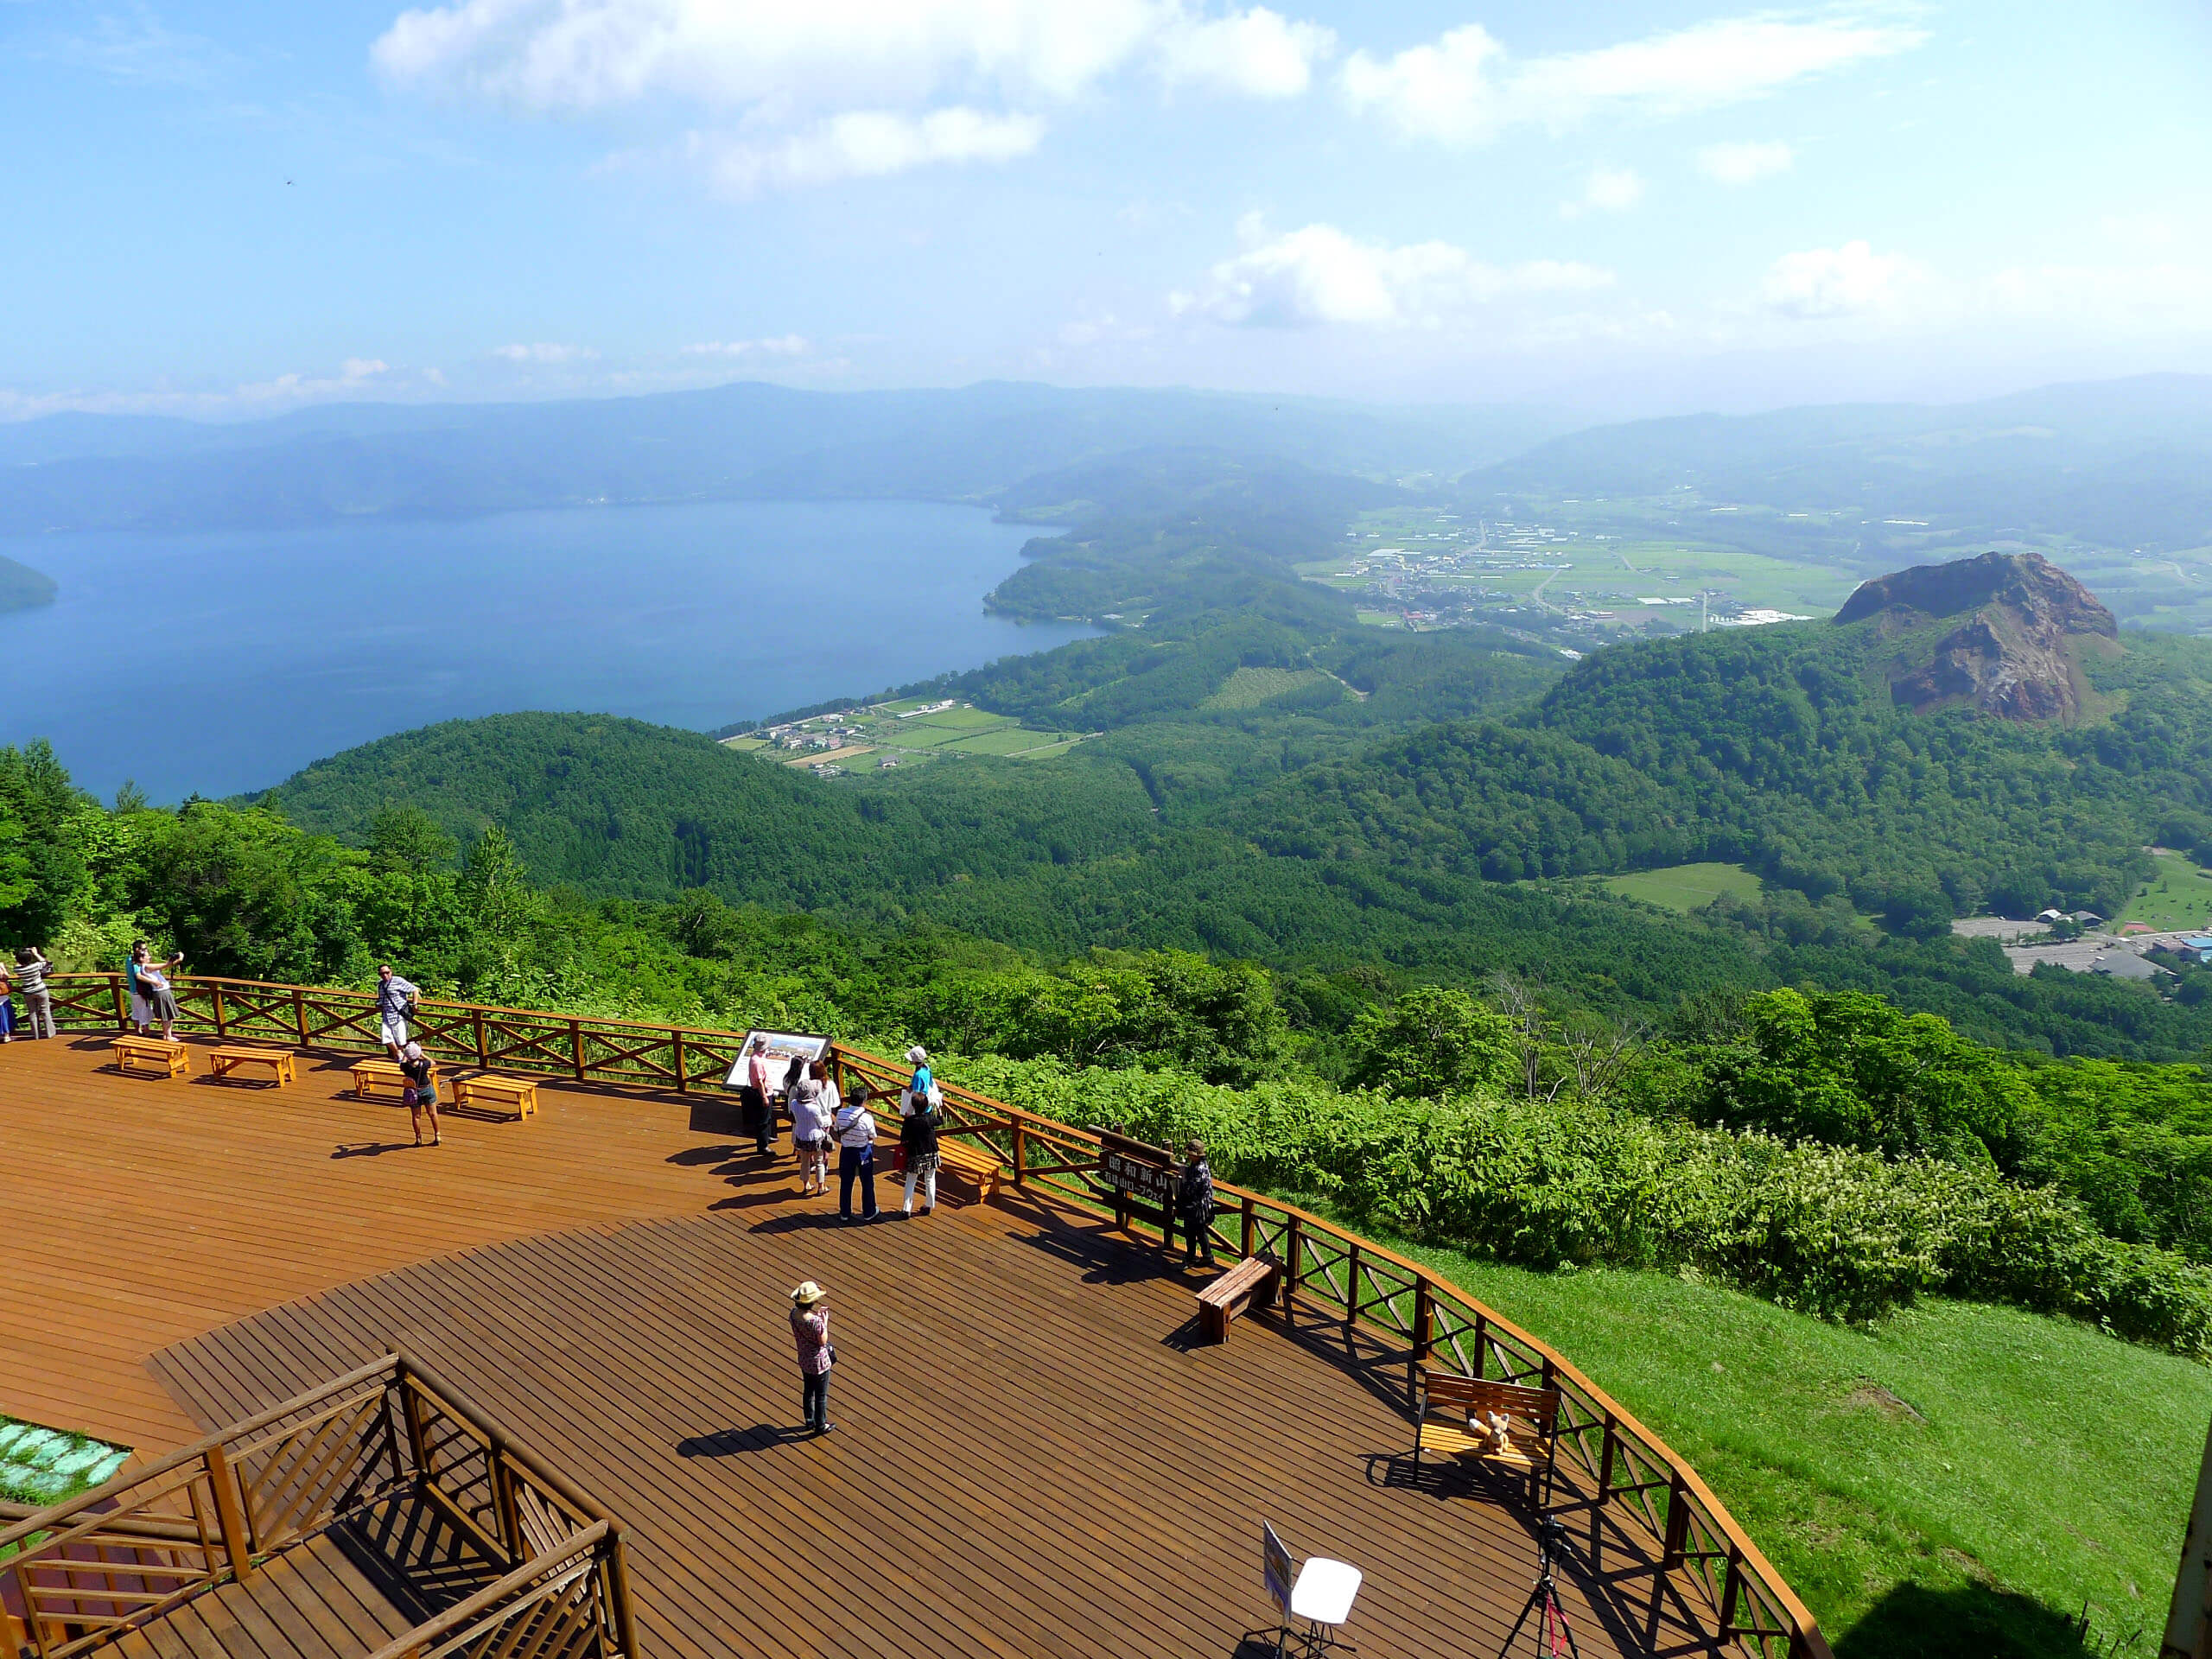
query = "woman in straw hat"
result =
(789, 1281, 834, 1435)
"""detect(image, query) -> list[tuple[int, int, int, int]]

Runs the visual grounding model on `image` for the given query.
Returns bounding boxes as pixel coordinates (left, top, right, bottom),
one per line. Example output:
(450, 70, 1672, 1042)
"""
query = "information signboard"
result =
(1096, 1128, 1176, 1207)
(723, 1030, 830, 1092)
(1262, 1520, 1294, 1616)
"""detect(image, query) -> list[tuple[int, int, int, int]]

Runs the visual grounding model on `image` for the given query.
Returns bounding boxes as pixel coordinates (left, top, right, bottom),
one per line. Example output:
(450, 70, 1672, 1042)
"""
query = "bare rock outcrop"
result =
(1834, 551, 2116, 721)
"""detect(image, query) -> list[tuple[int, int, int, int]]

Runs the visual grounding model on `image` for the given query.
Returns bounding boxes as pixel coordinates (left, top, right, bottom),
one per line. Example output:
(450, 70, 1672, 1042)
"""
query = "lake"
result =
(0, 499, 1088, 804)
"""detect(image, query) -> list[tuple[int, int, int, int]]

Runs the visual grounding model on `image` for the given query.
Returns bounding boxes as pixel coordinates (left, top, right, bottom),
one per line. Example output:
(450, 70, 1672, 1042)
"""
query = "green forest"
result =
(11, 447, 2212, 1659)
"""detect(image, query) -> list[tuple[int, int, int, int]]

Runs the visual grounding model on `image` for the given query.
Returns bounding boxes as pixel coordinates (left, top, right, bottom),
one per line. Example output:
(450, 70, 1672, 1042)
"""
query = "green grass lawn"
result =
(1601, 861, 1767, 912)
(2120, 849, 2212, 933)
(1382, 1244, 2207, 1659)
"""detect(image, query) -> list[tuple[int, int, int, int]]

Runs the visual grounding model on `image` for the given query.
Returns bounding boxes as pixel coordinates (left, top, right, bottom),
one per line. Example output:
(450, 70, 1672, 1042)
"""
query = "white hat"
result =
(906, 1045, 928, 1065)
(791, 1281, 826, 1306)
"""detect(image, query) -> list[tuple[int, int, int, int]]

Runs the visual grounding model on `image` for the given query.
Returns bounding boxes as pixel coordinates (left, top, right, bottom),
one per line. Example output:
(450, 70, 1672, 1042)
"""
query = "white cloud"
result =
(1342, 14, 1923, 146)
(492, 341, 597, 362)
(373, 0, 1336, 190)
(683, 334, 810, 357)
(1154, 7, 1334, 97)
(692, 108, 1044, 195)
(1560, 164, 1642, 218)
(1761, 240, 1923, 319)
(1173, 216, 1612, 328)
(1699, 139, 1795, 184)
(372, 0, 1331, 108)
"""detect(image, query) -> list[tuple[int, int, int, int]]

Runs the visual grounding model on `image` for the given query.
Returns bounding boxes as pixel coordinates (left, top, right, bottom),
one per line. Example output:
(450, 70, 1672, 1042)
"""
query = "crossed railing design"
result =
(41, 973, 1826, 1659)
(0, 1355, 636, 1659)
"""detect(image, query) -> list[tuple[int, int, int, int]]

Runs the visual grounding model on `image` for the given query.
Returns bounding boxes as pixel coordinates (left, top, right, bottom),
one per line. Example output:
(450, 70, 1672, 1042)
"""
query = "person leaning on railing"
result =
(12, 948, 54, 1040)
(131, 941, 184, 1041)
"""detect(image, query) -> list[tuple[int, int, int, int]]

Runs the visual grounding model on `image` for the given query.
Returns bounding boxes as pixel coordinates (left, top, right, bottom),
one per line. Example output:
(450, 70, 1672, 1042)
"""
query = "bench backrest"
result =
(1421, 1370, 1560, 1435)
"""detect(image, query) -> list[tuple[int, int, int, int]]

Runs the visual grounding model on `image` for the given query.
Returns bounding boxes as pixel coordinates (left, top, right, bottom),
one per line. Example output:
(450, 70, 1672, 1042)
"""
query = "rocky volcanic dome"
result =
(1835, 550, 2117, 721)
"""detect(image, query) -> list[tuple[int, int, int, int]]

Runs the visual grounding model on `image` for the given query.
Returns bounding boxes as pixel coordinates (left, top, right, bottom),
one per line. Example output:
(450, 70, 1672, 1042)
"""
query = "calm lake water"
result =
(0, 499, 1085, 804)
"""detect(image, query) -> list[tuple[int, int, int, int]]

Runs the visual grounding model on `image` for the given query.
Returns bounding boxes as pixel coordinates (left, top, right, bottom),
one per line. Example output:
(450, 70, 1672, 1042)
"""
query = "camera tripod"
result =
(1497, 1516, 1581, 1659)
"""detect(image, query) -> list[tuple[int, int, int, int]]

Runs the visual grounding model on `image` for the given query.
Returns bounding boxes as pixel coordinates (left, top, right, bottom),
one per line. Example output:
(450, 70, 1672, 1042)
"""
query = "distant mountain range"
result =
(1471, 372, 2212, 557)
(0, 382, 1564, 537)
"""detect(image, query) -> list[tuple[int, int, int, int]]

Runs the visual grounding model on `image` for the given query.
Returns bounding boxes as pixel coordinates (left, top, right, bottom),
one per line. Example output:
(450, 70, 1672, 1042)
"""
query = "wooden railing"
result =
(0, 1354, 635, 1659)
(42, 973, 1822, 1659)
(830, 1041, 1832, 1659)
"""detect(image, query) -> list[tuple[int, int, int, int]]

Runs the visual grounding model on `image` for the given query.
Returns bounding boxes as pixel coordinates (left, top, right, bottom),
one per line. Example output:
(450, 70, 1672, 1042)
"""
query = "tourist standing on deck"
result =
(0, 957, 12, 1042)
(15, 948, 54, 1040)
(376, 963, 419, 1059)
(400, 1040, 441, 1147)
(899, 1077, 941, 1217)
(833, 1080, 880, 1223)
(788, 1059, 834, 1197)
(135, 943, 183, 1042)
(1176, 1140, 1217, 1267)
(790, 1281, 833, 1435)
(741, 1036, 773, 1157)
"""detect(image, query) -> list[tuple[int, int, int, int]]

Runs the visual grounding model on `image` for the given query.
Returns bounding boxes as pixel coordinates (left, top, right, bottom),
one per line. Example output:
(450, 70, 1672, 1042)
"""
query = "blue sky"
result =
(3, 0, 2209, 418)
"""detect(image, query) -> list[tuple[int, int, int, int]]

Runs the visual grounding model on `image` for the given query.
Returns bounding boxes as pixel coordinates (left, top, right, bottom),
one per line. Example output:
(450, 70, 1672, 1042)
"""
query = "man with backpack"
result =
(377, 963, 421, 1059)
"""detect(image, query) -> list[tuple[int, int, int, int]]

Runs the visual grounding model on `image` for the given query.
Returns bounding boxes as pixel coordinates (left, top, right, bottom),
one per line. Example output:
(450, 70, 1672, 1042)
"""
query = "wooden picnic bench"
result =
(1196, 1255, 1281, 1344)
(351, 1059, 409, 1102)
(207, 1046, 297, 1086)
(111, 1036, 188, 1078)
(452, 1073, 538, 1120)
(1414, 1369, 1561, 1503)
(934, 1138, 1004, 1203)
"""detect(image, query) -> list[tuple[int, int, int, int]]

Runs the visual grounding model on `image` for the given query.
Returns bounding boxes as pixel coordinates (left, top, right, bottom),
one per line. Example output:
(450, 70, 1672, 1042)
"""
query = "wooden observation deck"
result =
(2, 980, 1828, 1659)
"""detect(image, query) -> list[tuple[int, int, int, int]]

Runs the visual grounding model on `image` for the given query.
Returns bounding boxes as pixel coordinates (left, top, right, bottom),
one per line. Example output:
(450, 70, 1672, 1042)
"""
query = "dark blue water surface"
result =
(0, 500, 1085, 804)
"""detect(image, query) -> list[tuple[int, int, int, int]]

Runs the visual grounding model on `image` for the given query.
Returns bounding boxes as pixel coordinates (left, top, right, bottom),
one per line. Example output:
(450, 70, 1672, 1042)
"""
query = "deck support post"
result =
(1410, 1279, 1433, 1405)
(1241, 1194, 1255, 1260)
(570, 1019, 585, 1082)
(1284, 1215, 1301, 1313)
(1472, 1313, 1488, 1377)
(1010, 1119, 1026, 1187)
(205, 1445, 253, 1578)
(1344, 1243, 1359, 1334)
(607, 1526, 641, 1659)
(672, 1029, 686, 1093)
(111, 973, 127, 1030)
(1594, 1412, 1618, 1564)
(211, 984, 228, 1039)
(1648, 1471, 1690, 1647)
(292, 986, 309, 1044)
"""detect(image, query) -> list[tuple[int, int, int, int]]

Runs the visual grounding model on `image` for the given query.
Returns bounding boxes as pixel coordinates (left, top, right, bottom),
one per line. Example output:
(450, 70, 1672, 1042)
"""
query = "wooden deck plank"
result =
(6, 1034, 1707, 1659)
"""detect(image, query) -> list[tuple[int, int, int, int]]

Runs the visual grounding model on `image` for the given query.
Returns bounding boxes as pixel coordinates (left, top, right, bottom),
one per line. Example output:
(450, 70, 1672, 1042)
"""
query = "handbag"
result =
(893, 1146, 908, 1174)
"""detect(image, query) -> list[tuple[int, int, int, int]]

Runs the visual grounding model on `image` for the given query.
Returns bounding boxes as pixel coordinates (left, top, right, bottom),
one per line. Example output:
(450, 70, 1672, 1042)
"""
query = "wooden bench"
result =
(207, 1046, 297, 1086)
(1414, 1370, 1560, 1503)
(934, 1138, 1004, 1203)
(1196, 1255, 1281, 1344)
(452, 1074, 538, 1121)
(112, 1036, 188, 1078)
(351, 1059, 409, 1102)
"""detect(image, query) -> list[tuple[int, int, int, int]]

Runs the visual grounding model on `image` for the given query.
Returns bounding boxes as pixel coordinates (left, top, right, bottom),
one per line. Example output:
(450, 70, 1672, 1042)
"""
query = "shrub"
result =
(960, 1052, 2212, 1357)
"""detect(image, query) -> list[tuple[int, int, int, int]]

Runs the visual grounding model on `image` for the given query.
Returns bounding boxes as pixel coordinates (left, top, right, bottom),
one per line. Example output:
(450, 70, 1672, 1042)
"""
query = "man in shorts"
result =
(376, 963, 419, 1058)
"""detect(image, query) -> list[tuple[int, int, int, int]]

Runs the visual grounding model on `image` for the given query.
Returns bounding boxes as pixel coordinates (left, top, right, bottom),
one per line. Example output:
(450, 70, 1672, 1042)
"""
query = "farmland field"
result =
(2119, 849, 2212, 932)
(1599, 861, 1766, 912)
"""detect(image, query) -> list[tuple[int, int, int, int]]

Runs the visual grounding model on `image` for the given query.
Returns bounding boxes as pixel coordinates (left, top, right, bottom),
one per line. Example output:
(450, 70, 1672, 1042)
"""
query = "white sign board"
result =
(723, 1030, 830, 1092)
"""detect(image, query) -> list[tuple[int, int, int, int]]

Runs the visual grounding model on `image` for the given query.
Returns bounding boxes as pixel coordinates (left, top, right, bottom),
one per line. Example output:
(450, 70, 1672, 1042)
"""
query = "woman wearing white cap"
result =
(789, 1281, 833, 1435)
